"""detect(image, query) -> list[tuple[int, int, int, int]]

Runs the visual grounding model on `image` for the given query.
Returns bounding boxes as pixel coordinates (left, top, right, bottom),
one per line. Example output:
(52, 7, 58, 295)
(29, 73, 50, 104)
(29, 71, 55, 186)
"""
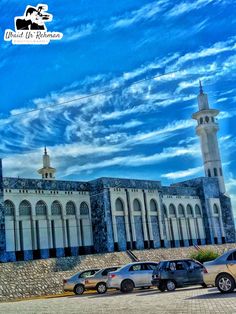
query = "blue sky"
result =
(0, 0, 236, 213)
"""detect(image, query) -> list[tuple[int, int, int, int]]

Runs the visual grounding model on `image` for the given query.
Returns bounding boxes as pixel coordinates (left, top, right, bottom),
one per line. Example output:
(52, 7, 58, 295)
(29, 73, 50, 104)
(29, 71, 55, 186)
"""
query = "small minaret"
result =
(37, 147, 56, 180)
(192, 81, 225, 193)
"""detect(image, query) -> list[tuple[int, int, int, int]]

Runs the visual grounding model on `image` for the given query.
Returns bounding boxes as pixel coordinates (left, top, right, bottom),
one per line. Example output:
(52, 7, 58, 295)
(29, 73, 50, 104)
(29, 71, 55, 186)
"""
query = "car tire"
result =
(74, 284, 85, 295)
(201, 283, 207, 288)
(121, 279, 134, 293)
(158, 282, 166, 292)
(166, 280, 176, 292)
(216, 274, 235, 293)
(96, 282, 107, 294)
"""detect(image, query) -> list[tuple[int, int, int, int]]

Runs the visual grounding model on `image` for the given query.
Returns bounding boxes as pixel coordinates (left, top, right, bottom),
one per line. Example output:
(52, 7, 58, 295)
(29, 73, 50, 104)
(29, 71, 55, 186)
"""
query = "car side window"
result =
(175, 262, 185, 271)
(102, 267, 118, 276)
(102, 269, 109, 276)
(129, 264, 143, 271)
(79, 271, 93, 278)
(146, 263, 159, 270)
(227, 252, 236, 261)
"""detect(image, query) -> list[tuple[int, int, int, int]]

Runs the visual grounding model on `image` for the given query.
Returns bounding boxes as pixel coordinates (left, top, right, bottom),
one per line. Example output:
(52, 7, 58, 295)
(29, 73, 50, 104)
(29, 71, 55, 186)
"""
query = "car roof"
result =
(159, 259, 195, 263)
(122, 261, 159, 267)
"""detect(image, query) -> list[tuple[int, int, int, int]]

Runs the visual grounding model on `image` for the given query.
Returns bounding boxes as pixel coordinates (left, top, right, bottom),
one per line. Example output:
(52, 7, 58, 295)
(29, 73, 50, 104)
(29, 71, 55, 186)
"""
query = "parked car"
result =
(107, 261, 159, 293)
(203, 248, 236, 293)
(63, 268, 100, 295)
(151, 259, 206, 292)
(82, 266, 121, 294)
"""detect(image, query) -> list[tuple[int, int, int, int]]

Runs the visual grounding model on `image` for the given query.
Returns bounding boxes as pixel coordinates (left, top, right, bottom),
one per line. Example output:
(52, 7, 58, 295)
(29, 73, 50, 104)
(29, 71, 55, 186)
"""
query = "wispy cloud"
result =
(107, 1, 167, 29)
(63, 23, 95, 42)
(161, 166, 203, 180)
(167, 0, 223, 17)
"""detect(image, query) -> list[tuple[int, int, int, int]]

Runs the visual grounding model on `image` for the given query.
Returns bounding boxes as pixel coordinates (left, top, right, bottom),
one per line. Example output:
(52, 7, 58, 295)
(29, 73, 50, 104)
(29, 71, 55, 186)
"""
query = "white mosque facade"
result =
(0, 85, 235, 262)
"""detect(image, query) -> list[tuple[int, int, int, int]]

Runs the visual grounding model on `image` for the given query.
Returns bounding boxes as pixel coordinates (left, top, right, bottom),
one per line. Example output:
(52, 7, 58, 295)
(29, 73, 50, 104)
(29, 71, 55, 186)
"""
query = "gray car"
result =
(107, 261, 159, 293)
(152, 259, 206, 291)
(63, 269, 100, 295)
(204, 248, 236, 293)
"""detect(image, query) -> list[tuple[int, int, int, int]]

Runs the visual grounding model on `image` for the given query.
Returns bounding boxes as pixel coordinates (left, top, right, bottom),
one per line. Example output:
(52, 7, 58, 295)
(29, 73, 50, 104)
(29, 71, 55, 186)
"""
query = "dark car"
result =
(152, 259, 207, 291)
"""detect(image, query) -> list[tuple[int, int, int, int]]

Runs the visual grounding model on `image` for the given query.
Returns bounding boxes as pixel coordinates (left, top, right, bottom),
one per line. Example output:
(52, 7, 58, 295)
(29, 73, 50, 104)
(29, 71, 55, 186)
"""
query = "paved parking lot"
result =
(1, 287, 236, 314)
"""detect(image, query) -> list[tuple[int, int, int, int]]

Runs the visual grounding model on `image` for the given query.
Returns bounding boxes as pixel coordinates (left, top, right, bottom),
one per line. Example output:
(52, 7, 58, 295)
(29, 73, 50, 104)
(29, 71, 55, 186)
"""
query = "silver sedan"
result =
(107, 261, 159, 293)
(63, 268, 100, 295)
(204, 248, 236, 293)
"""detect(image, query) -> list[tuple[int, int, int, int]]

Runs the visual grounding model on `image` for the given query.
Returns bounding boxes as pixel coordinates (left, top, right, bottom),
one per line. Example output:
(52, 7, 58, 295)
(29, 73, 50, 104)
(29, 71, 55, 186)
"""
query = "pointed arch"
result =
(51, 200, 62, 216)
(133, 199, 141, 211)
(150, 199, 158, 212)
(19, 200, 32, 216)
(66, 201, 76, 215)
(115, 198, 124, 212)
(35, 200, 47, 216)
(80, 202, 89, 215)
(4, 200, 15, 216)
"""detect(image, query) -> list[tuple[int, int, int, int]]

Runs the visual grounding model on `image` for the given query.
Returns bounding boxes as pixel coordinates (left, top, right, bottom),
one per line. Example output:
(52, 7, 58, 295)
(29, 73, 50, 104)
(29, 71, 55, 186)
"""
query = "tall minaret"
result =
(37, 147, 56, 180)
(192, 82, 225, 193)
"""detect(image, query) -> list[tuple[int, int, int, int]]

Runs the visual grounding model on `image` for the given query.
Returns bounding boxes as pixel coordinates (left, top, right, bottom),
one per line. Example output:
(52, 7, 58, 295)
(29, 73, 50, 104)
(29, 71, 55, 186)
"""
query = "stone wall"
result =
(1, 244, 236, 302)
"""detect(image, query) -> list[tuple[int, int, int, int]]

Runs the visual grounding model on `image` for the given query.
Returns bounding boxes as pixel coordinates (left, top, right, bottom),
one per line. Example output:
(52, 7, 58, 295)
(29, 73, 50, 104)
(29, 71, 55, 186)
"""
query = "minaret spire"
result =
(37, 147, 56, 180)
(199, 80, 203, 94)
(192, 83, 225, 193)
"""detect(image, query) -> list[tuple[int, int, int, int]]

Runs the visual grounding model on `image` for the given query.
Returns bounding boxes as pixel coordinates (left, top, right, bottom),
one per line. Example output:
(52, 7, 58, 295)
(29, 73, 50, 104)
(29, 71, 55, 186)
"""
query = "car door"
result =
(185, 261, 203, 284)
(226, 251, 236, 278)
(167, 261, 188, 286)
(128, 263, 147, 287)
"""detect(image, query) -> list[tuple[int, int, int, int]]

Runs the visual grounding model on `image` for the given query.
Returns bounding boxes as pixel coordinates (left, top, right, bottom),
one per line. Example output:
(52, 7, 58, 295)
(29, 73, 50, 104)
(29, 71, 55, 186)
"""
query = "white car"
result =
(107, 261, 159, 293)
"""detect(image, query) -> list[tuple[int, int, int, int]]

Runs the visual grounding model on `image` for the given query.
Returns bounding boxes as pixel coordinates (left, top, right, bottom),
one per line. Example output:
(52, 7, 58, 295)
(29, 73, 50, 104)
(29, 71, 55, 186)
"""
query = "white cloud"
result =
(161, 166, 203, 179)
(63, 23, 95, 42)
(167, 0, 223, 17)
(107, 1, 167, 29)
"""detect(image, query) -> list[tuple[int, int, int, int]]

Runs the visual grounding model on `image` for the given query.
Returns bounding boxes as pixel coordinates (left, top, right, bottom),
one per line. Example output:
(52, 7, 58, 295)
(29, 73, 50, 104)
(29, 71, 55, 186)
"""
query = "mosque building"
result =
(0, 84, 235, 262)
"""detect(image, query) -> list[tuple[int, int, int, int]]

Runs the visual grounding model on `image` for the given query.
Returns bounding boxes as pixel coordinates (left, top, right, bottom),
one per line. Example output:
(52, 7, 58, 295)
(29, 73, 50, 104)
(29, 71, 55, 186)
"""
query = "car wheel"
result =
(166, 280, 176, 291)
(121, 279, 134, 293)
(158, 282, 166, 292)
(96, 282, 107, 294)
(201, 283, 207, 288)
(74, 284, 85, 295)
(216, 274, 235, 293)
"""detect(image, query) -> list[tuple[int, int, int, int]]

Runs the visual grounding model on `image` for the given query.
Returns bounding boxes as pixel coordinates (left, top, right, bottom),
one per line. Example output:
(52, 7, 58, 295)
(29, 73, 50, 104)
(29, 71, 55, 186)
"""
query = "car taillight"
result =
(203, 267, 208, 274)
(108, 274, 116, 279)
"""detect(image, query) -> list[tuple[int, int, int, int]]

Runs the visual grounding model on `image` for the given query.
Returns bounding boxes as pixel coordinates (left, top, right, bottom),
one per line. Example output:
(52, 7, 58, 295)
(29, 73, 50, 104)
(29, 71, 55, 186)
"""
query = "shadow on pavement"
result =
(187, 290, 236, 300)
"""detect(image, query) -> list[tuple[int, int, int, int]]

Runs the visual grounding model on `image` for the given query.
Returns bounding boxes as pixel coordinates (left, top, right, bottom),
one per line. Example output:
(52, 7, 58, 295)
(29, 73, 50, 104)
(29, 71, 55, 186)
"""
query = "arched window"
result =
(207, 169, 211, 177)
(219, 168, 223, 176)
(169, 204, 176, 216)
(214, 168, 218, 176)
(213, 204, 219, 215)
(150, 199, 158, 212)
(200, 117, 203, 124)
(36, 201, 47, 216)
(115, 198, 124, 212)
(205, 116, 209, 123)
(163, 204, 167, 217)
(80, 202, 89, 215)
(19, 200, 31, 216)
(51, 201, 62, 216)
(178, 204, 185, 217)
(66, 201, 76, 215)
(133, 199, 141, 211)
(195, 205, 201, 216)
(4, 200, 15, 216)
(211, 117, 214, 123)
(186, 205, 193, 217)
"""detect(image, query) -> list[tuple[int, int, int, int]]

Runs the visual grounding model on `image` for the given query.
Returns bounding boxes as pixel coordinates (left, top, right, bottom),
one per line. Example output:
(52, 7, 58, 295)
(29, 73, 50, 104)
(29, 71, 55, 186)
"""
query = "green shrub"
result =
(190, 249, 220, 263)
